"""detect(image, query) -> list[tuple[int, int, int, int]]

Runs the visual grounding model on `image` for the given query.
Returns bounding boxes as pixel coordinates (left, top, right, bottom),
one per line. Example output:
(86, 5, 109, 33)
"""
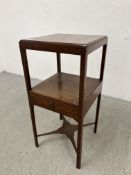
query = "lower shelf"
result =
(30, 72, 102, 120)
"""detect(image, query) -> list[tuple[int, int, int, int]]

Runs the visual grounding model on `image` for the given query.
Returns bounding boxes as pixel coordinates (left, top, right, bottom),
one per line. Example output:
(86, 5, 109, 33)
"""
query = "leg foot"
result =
(60, 114, 63, 120)
(94, 94, 101, 133)
(76, 119, 83, 169)
(29, 105, 39, 147)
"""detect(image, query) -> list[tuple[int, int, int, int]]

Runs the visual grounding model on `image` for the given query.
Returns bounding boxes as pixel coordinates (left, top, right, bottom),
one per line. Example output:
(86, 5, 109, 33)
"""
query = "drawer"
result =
(29, 92, 79, 121)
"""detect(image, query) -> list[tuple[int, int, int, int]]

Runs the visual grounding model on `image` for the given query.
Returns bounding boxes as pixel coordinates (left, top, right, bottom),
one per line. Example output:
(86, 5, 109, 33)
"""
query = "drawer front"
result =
(29, 92, 79, 121)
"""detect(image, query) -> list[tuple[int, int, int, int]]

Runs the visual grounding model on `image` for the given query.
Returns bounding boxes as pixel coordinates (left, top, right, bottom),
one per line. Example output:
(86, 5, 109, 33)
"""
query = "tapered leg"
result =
(29, 105, 39, 147)
(56, 53, 63, 120)
(94, 94, 101, 133)
(76, 119, 83, 169)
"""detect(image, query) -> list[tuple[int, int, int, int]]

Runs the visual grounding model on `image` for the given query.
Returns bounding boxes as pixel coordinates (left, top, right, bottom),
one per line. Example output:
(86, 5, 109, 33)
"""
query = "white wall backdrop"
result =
(0, 0, 131, 101)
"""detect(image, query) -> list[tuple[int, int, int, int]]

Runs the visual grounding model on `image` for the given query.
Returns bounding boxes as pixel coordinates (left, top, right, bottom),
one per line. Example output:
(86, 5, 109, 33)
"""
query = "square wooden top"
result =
(29, 34, 107, 46)
(20, 34, 108, 55)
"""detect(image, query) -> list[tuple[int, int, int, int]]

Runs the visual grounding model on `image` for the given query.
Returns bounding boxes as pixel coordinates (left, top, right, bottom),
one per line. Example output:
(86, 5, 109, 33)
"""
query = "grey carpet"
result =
(0, 72, 131, 175)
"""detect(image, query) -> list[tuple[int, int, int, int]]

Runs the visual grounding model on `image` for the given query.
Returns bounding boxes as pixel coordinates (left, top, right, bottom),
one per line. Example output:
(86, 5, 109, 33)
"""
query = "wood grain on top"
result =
(20, 34, 108, 54)
(29, 34, 107, 46)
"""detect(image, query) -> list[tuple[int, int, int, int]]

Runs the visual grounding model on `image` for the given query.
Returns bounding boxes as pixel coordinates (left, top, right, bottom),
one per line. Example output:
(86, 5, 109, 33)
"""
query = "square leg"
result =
(94, 94, 101, 133)
(29, 105, 39, 147)
(76, 119, 83, 169)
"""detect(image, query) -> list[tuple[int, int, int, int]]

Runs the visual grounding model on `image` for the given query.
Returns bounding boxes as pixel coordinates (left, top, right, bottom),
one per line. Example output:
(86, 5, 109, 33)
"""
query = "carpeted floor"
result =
(0, 72, 131, 175)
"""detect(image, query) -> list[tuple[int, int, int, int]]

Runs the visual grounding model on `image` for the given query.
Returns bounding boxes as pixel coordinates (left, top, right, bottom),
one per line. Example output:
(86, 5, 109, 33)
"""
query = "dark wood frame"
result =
(19, 35, 107, 169)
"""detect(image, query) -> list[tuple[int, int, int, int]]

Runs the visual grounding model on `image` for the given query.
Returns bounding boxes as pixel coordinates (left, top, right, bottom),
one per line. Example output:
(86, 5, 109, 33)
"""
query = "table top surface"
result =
(28, 33, 107, 46)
